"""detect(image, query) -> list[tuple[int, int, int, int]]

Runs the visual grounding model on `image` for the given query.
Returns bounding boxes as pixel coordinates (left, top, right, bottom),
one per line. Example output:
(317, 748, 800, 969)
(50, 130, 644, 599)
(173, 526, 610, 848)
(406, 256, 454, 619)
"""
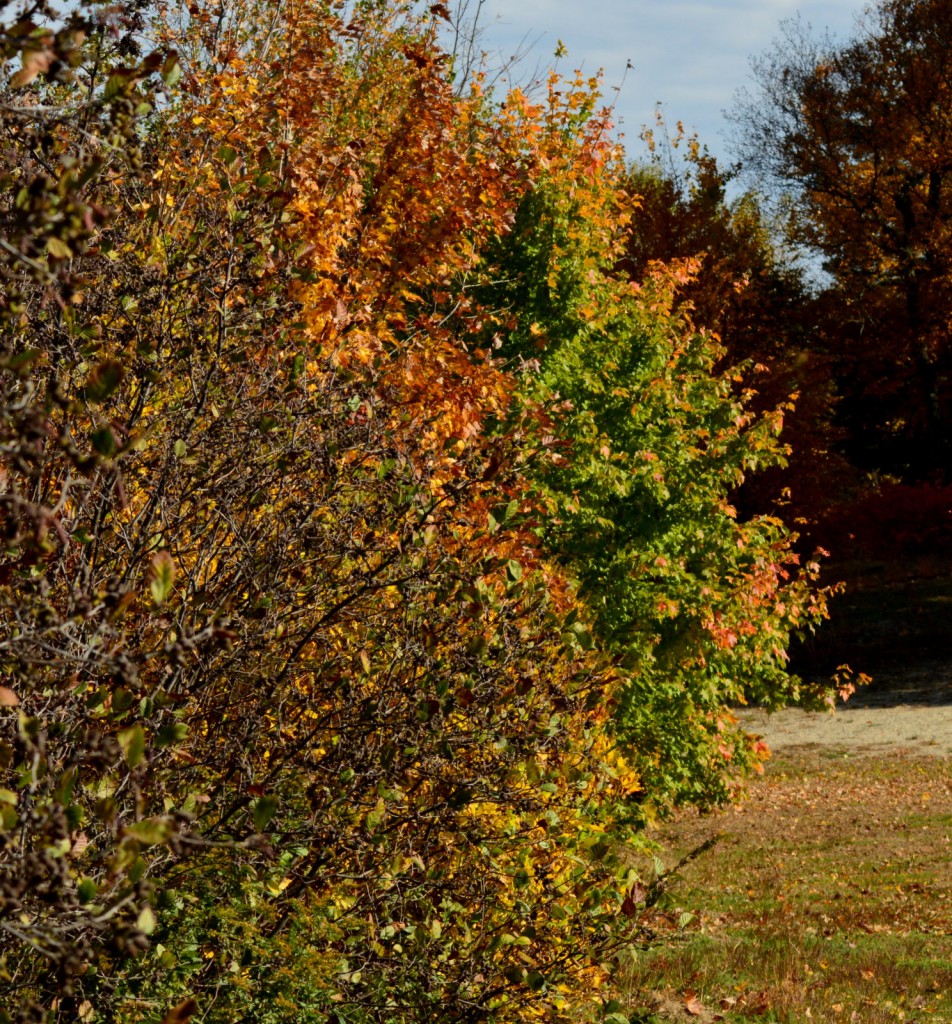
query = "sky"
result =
(465, 0, 865, 166)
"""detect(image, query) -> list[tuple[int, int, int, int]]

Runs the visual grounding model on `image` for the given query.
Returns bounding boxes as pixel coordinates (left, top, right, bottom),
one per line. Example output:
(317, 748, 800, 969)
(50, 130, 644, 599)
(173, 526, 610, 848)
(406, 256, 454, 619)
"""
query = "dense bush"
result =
(0, 3, 833, 1020)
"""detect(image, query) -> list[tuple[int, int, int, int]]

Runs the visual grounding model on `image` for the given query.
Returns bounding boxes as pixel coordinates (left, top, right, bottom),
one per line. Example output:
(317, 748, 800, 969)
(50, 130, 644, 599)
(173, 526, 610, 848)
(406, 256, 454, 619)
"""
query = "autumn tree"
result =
(475, 75, 836, 811)
(0, 2, 838, 1021)
(734, 0, 952, 480)
(0, 3, 641, 1020)
(0, 2, 185, 1017)
(618, 131, 853, 522)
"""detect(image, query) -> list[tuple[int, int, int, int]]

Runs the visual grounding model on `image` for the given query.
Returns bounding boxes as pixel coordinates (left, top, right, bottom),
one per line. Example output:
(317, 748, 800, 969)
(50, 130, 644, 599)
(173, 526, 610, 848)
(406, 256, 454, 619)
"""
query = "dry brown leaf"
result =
(160, 999, 198, 1024)
(70, 832, 90, 857)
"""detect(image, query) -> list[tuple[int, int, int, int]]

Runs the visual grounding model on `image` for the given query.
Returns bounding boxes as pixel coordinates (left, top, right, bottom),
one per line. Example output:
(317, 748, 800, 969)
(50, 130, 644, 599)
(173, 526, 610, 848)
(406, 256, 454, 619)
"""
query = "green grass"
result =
(617, 749, 952, 1023)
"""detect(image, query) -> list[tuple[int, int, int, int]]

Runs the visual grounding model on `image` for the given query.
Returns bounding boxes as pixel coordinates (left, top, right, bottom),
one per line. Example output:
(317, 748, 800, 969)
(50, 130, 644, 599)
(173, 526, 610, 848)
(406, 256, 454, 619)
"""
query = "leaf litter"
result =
(621, 740, 952, 1023)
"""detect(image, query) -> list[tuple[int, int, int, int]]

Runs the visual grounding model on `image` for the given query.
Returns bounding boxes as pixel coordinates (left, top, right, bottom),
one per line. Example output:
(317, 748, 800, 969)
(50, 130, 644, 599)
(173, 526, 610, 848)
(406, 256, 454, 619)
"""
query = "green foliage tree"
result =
(476, 77, 835, 813)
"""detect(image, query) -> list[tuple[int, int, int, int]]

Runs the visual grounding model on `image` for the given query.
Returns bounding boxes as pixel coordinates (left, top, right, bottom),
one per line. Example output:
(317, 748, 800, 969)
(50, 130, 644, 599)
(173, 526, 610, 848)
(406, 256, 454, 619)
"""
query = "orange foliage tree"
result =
(0, 3, 639, 1020)
(735, 0, 952, 480)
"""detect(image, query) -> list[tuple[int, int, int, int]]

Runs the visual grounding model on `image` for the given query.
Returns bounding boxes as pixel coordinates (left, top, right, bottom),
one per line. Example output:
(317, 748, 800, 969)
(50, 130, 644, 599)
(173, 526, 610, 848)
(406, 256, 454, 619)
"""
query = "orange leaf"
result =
(685, 993, 704, 1016)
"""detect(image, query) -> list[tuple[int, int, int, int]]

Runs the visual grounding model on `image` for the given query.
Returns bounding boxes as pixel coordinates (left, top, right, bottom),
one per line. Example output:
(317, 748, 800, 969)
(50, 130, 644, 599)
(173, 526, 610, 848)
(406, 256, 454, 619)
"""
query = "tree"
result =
(476, 75, 836, 812)
(733, 0, 952, 479)
(0, 3, 837, 1020)
(619, 129, 853, 522)
(0, 3, 184, 1017)
(0, 4, 641, 1019)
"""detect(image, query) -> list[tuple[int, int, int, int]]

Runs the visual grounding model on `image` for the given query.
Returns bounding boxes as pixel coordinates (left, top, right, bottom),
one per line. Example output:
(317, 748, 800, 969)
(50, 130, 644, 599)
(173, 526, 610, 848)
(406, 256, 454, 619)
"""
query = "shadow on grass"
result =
(792, 573, 952, 709)
(620, 748, 952, 1023)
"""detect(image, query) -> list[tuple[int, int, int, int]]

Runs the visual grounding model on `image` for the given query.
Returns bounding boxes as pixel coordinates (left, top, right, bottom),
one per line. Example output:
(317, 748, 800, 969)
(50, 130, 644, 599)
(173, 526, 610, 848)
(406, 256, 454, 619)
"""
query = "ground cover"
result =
(620, 746, 952, 1023)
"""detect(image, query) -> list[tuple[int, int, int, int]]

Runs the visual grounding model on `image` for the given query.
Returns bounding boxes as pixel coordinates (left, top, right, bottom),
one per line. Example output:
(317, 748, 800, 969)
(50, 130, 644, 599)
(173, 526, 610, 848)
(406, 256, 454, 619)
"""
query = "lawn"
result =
(618, 747, 952, 1023)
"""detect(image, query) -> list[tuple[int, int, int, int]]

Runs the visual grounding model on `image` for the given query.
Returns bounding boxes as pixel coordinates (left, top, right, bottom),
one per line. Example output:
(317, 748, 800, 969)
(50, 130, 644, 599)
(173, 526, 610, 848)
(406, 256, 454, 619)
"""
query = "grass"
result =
(617, 747, 952, 1023)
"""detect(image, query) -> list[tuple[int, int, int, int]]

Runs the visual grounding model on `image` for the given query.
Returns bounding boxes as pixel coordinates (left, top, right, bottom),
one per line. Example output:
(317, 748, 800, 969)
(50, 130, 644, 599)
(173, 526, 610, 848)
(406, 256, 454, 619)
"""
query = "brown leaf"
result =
(10, 47, 53, 88)
(70, 832, 90, 857)
(0, 686, 19, 706)
(621, 880, 648, 917)
(161, 999, 198, 1024)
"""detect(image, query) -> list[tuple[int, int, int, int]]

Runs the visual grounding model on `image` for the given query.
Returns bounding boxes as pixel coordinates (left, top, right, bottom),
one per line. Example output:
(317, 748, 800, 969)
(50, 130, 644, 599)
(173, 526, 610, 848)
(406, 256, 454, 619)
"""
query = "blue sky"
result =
(467, 1, 864, 165)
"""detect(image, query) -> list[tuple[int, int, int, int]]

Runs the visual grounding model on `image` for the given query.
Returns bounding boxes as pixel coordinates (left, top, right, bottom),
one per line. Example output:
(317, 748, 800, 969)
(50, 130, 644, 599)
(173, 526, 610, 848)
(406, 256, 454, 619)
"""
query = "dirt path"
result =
(741, 655, 952, 756)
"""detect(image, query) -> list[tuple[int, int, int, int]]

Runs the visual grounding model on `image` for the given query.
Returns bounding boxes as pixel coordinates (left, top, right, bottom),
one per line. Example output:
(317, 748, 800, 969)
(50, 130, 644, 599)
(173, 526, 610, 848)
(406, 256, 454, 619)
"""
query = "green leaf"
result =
(103, 72, 130, 102)
(253, 795, 278, 832)
(365, 800, 386, 831)
(91, 427, 116, 456)
(54, 766, 78, 802)
(150, 551, 175, 605)
(2, 348, 42, 372)
(46, 236, 73, 260)
(137, 905, 157, 935)
(161, 54, 182, 88)
(77, 878, 97, 904)
(126, 817, 173, 846)
(129, 855, 147, 884)
(118, 725, 146, 768)
(155, 722, 188, 747)
(526, 970, 546, 992)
